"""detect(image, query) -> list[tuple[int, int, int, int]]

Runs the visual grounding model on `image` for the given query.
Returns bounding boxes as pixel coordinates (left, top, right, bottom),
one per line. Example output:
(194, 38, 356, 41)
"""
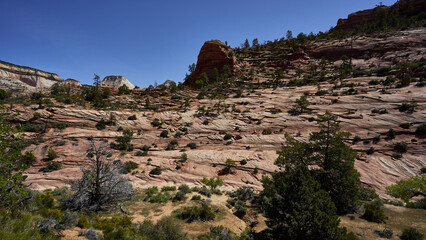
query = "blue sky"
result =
(0, 0, 397, 87)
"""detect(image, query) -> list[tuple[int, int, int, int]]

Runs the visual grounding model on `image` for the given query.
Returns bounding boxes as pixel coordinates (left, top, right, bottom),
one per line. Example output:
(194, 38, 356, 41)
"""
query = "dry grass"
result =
(340, 204, 426, 240)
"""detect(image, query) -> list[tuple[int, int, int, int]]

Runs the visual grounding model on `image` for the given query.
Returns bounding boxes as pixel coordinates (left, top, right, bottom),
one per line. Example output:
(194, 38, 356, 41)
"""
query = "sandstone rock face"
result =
(62, 78, 82, 87)
(334, 0, 426, 32)
(308, 28, 426, 62)
(0, 60, 62, 94)
(159, 80, 177, 88)
(101, 75, 135, 89)
(185, 40, 236, 87)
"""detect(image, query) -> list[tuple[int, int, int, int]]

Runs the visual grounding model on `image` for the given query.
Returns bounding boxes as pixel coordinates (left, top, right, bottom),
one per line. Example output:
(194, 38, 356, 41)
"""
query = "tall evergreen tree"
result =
(262, 165, 348, 240)
(275, 111, 361, 215)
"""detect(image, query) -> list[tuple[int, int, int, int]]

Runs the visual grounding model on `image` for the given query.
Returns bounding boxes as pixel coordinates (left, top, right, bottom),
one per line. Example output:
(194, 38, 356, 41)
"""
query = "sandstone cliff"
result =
(0, 60, 63, 94)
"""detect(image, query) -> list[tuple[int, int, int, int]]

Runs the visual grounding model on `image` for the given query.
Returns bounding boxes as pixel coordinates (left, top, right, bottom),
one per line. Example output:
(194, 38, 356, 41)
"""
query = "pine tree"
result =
(262, 165, 348, 240)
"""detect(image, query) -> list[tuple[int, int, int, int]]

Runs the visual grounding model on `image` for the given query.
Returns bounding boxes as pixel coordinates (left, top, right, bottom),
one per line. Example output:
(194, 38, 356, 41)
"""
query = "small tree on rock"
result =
(64, 140, 134, 211)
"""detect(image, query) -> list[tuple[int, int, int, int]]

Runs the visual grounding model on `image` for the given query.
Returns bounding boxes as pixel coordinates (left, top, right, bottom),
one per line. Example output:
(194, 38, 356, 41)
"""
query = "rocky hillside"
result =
(1, 1, 424, 201)
(0, 60, 63, 94)
(3, 28, 421, 201)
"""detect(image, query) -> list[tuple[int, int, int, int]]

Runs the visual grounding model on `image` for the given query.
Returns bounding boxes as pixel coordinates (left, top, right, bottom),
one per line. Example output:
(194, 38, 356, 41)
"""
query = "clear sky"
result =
(0, 0, 398, 87)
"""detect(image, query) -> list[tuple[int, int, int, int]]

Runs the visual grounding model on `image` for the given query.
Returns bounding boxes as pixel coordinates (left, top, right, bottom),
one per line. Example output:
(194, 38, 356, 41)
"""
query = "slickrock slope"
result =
(0, 60, 63, 94)
(6, 26, 424, 200)
(16, 76, 425, 199)
(101, 75, 135, 89)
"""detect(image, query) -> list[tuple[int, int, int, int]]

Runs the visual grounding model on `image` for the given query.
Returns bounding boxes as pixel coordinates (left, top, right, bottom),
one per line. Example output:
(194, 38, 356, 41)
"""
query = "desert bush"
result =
(400, 227, 423, 240)
(191, 195, 201, 201)
(202, 177, 223, 189)
(393, 142, 408, 153)
(177, 204, 215, 222)
(149, 167, 162, 175)
(127, 115, 137, 120)
(416, 124, 426, 137)
(186, 142, 197, 149)
(366, 147, 375, 155)
(361, 202, 387, 223)
(39, 161, 62, 172)
(22, 151, 37, 165)
(375, 229, 393, 238)
(96, 119, 106, 130)
(151, 118, 161, 127)
(197, 226, 238, 240)
(180, 153, 188, 162)
(223, 133, 233, 140)
(178, 184, 191, 194)
(161, 186, 176, 192)
(47, 148, 57, 160)
(77, 215, 90, 229)
(138, 217, 188, 240)
(122, 161, 139, 173)
(115, 129, 134, 151)
(358, 187, 379, 201)
(262, 128, 272, 135)
(160, 130, 169, 138)
(173, 191, 187, 202)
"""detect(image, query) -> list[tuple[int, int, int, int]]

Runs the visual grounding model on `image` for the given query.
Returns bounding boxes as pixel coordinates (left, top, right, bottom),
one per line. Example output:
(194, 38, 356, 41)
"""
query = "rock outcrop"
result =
(101, 76, 135, 89)
(0, 60, 62, 94)
(334, 0, 426, 32)
(184, 40, 236, 87)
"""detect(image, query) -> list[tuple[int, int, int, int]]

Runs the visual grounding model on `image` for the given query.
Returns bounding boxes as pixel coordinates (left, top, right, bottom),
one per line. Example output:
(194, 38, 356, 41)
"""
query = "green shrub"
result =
(262, 128, 273, 135)
(135, 151, 147, 156)
(186, 142, 197, 149)
(358, 187, 379, 201)
(123, 161, 139, 173)
(138, 217, 188, 240)
(361, 202, 387, 223)
(197, 226, 238, 240)
(149, 167, 162, 175)
(392, 153, 403, 159)
(149, 192, 171, 203)
(127, 115, 137, 120)
(22, 151, 37, 165)
(400, 123, 411, 129)
(375, 229, 393, 238)
(177, 204, 215, 222)
(400, 227, 423, 240)
(416, 124, 426, 137)
(151, 118, 161, 127)
(77, 215, 90, 229)
(160, 130, 169, 138)
(421, 167, 426, 174)
(224, 133, 233, 140)
(173, 191, 187, 202)
(180, 153, 188, 162)
(96, 118, 106, 130)
(394, 142, 408, 153)
(191, 195, 201, 200)
(47, 148, 57, 160)
(366, 147, 375, 155)
(39, 161, 62, 172)
(161, 186, 176, 192)
(178, 184, 191, 194)
(387, 129, 396, 139)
